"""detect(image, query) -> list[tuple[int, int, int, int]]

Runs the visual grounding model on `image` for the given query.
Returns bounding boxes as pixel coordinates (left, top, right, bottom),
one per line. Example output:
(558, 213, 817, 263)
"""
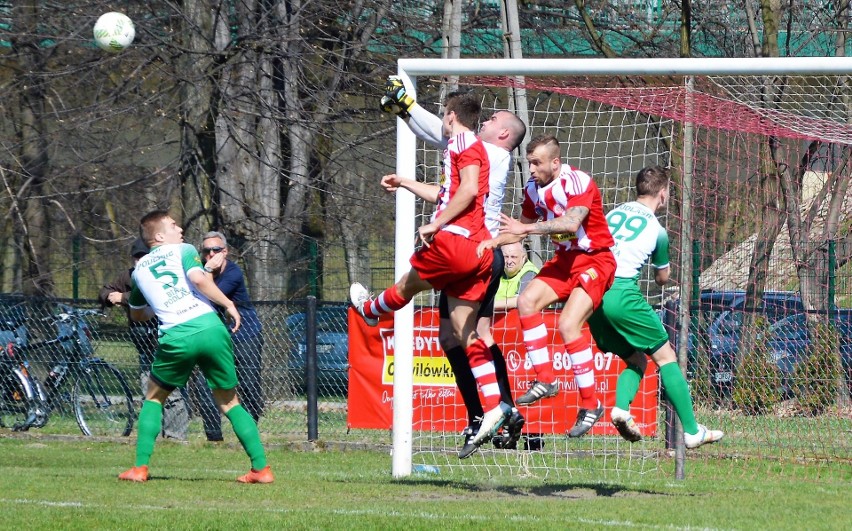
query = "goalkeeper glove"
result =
(380, 75, 415, 118)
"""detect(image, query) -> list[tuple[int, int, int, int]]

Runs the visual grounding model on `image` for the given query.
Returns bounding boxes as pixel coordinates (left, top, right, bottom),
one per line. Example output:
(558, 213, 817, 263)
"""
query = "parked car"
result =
(665, 290, 781, 374)
(284, 305, 349, 395)
(711, 310, 852, 400)
(665, 290, 805, 395)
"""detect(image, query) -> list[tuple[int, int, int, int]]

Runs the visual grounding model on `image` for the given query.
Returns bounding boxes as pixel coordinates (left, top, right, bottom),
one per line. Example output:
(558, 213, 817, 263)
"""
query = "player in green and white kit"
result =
(588, 166, 724, 449)
(118, 210, 273, 483)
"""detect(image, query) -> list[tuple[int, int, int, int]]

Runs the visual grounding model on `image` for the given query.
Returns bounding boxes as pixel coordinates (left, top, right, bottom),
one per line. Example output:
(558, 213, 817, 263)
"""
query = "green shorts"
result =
(151, 313, 238, 390)
(587, 277, 669, 359)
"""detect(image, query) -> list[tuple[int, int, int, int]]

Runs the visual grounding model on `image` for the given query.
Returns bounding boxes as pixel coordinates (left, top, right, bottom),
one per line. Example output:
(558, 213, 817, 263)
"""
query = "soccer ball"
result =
(93, 12, 135, 53)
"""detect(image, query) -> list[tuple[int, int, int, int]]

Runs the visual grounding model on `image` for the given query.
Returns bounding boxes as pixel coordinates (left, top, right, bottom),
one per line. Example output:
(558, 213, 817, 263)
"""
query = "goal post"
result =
(391, 70, 417, 479)
(390, 57, 852, 479)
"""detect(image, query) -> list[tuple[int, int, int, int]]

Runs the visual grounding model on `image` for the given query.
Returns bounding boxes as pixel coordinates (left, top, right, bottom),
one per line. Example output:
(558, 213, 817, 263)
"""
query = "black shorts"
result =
(439, 247, 504, 319)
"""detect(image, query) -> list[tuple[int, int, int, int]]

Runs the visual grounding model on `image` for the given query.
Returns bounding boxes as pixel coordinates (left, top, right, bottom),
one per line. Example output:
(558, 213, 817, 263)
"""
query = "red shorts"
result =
(410, 230, 494, 301)
(535, 249, 616, 309)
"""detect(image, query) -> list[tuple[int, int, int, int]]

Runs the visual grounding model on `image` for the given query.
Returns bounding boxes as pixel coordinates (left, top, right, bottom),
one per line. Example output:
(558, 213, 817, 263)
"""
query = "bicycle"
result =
(5, 305, 136, 436)
(0, 307, 41, 431)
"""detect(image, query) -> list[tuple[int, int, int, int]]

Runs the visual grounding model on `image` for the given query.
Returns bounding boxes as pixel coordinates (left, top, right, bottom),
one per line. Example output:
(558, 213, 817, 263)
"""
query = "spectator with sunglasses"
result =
(190, 231, 265, 441)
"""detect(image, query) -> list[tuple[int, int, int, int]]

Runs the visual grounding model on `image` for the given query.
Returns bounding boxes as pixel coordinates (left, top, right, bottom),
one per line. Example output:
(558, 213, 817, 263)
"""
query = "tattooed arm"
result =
(523, 206, 589, 235)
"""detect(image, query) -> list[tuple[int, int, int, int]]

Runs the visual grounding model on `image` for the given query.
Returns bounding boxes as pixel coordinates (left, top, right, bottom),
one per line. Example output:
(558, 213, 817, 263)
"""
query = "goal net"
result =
(384, 58, 852, 479)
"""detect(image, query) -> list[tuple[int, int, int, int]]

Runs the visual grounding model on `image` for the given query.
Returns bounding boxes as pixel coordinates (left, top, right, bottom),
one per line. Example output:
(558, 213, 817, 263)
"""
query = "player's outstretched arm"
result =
(419, 164, 480, 247)
(381, 174, 440, 203)
(380, 76, 446, 147)
(188, 269, 242, 333)
(498, 213, 539, 237)
(476, 232, 521, 257)
(428, 164, 478, 228)
(524, 206, 589, 235)
(406, 104, 446, 147)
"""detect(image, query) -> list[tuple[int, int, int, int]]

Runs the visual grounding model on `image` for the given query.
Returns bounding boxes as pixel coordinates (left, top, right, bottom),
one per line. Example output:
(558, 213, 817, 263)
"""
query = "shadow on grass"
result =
(389, 478, 680, 498)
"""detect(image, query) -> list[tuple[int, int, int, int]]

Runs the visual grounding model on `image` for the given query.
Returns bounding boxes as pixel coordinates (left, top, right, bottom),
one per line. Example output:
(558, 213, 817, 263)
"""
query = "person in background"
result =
(492, 239, 543, 450)
(99, 238, 189, 441)
(493, 240, 540, 312)
(191, 231, 264, 442)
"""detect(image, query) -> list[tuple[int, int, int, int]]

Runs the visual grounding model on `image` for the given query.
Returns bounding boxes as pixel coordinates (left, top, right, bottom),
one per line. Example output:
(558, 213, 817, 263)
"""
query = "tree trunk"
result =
(738, 0, 786, 369)
(13, 4, 53, 296)
(179, 0, 218, 242)
(209, 1, 283, 300)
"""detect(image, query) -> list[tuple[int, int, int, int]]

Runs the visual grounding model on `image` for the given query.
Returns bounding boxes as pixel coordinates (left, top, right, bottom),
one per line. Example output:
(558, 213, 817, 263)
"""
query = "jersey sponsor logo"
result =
(163, 286, 192, 308)
(552, 232, 577, 242)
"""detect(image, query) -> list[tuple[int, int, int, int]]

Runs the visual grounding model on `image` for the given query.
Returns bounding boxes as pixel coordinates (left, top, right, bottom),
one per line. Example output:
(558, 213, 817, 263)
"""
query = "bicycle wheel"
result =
(73, 360, 135, 436)
(0, 367, 37, 431)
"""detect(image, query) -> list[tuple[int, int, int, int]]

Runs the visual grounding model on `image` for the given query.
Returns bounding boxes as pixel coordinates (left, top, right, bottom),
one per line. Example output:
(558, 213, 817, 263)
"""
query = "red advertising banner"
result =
(347, 307, 658, 437)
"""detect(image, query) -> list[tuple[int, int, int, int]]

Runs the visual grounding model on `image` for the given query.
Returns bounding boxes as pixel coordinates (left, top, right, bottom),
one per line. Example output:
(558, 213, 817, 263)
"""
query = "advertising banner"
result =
(347, 307, 658, 436)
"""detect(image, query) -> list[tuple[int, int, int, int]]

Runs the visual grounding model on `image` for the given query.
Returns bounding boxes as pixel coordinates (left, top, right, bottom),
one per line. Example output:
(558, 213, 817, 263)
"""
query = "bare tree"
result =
(6, 4, 53, 296)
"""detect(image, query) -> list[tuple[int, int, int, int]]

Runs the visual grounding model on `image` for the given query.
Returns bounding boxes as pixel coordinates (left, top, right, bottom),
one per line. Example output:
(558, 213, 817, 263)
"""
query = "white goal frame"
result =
(390, 56, 852, 478)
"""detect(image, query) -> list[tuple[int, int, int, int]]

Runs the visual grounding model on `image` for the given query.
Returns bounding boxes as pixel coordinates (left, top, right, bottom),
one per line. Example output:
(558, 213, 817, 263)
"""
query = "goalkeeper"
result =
(588, 166, 724, 449)
(380, 76, 528, 457)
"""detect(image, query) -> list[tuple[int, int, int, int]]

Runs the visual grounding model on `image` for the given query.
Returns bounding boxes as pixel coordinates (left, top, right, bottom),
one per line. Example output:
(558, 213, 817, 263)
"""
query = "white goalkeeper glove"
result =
(380, 75, 415, 118)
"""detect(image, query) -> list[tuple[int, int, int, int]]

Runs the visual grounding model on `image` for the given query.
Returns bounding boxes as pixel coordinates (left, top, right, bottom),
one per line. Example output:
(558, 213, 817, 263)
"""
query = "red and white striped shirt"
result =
(521, 164, 614, 252)
(433, 130, 491, 242)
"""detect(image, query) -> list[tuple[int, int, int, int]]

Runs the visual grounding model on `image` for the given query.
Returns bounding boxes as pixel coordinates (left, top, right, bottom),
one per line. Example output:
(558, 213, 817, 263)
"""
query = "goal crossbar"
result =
(399, 57, 852, 77)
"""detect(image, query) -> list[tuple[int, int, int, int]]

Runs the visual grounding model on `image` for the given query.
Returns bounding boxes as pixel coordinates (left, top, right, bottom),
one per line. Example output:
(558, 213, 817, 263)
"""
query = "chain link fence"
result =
(3, 287, 850, 475)
(0, 294, 388, 445)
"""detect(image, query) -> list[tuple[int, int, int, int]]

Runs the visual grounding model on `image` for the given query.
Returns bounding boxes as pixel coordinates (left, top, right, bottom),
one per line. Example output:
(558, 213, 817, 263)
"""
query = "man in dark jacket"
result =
(190, 231, 264, 441)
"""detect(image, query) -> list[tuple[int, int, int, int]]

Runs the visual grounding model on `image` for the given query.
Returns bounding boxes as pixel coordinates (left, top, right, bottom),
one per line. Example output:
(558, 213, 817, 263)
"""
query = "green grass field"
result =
(1, 433, 849, 530)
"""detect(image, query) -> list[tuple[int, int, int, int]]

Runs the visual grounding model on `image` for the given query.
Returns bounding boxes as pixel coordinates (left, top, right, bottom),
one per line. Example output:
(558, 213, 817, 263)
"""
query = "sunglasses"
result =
(202, 246, 225, 255)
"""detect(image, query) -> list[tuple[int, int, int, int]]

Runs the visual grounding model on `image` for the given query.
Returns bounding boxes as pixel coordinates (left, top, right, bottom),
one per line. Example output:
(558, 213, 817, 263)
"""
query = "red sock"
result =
(466, 338, 500, 410)
(364, 285, 408, 319)
(565, 335, 597, 409)
(519, 313, 555, 383)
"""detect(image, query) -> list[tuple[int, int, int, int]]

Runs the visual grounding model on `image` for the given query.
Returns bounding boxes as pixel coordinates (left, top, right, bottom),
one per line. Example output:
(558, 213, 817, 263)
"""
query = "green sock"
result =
(615, 364, 643, 410)
(659, 362, 699, 434)
(135, 400, 163, 467)
(225, 404, 267, 470)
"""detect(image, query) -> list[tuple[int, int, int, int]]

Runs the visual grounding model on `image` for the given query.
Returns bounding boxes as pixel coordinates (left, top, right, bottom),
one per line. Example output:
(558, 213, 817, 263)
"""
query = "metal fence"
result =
(3, 290, 850, 480)
(0, 294, 383, 445)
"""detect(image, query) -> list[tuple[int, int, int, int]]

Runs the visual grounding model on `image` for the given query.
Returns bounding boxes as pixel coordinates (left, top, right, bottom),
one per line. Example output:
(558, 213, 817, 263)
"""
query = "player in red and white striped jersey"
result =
(478, 134, 616, 438)
(378, 79, 528, 457)
(351, 92, 512, 449)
